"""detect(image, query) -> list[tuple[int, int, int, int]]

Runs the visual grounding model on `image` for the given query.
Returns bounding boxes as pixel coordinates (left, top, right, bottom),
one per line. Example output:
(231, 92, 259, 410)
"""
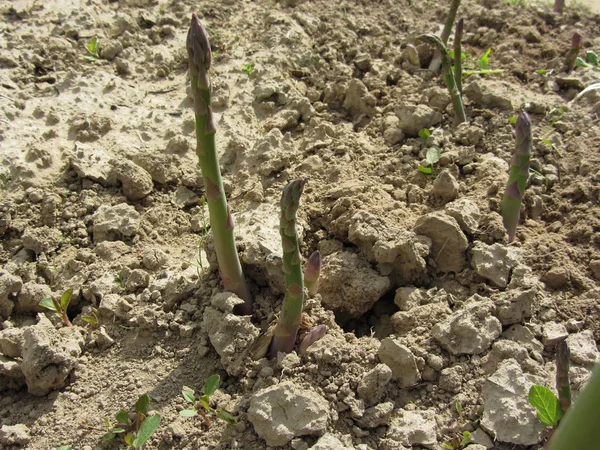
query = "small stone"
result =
(125, 269, 149, 292)
(542, 266, 569, 289)
(378, 338, 420, 387)
(357, 364, 392, 406)
(310, 433, 348, 450)
(356, 402, 394, 428)
(0, 327, 24, 357)
(115, 160, 153, 201)
(491, 288, 537, 326)
(0, 424, 31, 446)
(100, 40, 123, 60)
(386, 410, 437, 447)
(471, 428, 494, 449)
(0, 272, 22, 319)
(541, 322, 568, 348)
(92, 204, 140, 242)
(445, 198, 481, 235)
(395, 104, 442, 136)
(438, 366, 463, 393)
(142, 248, 168, 271)
(21, 226, 63, 254)
(429, 170, 459, 205)
(566, 331, 600, 367)
(471, 242, 521, 288)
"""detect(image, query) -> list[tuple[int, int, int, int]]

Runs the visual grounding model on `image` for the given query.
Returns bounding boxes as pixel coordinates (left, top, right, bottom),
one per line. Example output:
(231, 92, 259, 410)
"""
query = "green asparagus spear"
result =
(454, 19, 464, 95)
(564, 32, 582, 73)
(556, 340, 571, 414)
(187, 14, 252, 314)
(501, 111, 532, 243)
(429, 0, 462, 72)
(269, 179, 306, 358)
(304, 250, 321, 297)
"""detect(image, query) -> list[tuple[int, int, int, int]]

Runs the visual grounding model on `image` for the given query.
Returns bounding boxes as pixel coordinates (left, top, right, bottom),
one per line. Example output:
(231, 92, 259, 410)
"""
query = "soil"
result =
(1, 0, 600, 449)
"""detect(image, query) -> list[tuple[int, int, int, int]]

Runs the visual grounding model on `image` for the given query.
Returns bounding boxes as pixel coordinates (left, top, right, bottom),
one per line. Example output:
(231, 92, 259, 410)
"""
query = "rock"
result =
(21, 315, 84, 396)
(481, 359, 546, 445)
(100, 39, 123, 60)
(438, 366, 464, 393)
(541, 322, 568, 348)
(173, 186, 199, 208)
(15, 282, 51, 313)
(71, 143, 117, 186)
(503, 324, 544, 355)
(471, 242, 521, 287)
(444, 198, 481, 235)
(115, 160, 154, 201)
(21, 226, 63, 254)
(464, 79, 515, 110)
(542, 266, 570, 289)
(248, 381, 331, 447)
(263, 109, 300, 131)
(394, 104, 442, 136)
(343, 79, 377, 120)
(142, 248, 168, 271)
(0, 327, 24, 357)
(92, 204, 140, 242)
(162, 270, 196, 309)
(0, 354, 24, 379)
(414, 213, 468, 273)
(391, 302, 452, 336)
(0, 272, 22, 319)
(125, 269, 149, 292)
(566, 331, 600, 367)
(383, 115, 404, 145)
(471, 428, 494, 449)
(429, 170, 459, 205)
(491, 288, 537, 326)
(481, 339, 542, 375)
(310, 433, 349, 450)
(453, 122, 484, 145)
(356, 402, 394, 428)
(203, 293, 259, 376)
(394, 286, 426, 311)
(319, 250, 390, 318)
(378, 338, 420, 387)
(432, 296, 502, 355)
(387, 409, 437, 448)
(357, 363, 392, 406)
(0, 424, 31, 446)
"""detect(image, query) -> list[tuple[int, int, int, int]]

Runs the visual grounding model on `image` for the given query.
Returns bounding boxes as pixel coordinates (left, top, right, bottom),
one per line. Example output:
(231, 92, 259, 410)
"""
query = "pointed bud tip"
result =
(307, 250, 321, 268)
(516, 111, 531, 136)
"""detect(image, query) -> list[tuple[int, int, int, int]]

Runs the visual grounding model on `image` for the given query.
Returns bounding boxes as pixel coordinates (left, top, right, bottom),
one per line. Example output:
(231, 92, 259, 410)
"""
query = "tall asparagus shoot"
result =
(304, 250, 321, 297)
(187, 14, 252, 314)
(454, 19, 464, 95)
(269, 179, 306, 358)
(501, 111, 532, 243)
(419, 34, 467, 124)
(556, 340, 571, 414)
(428, 0, 462, 72)
(564, 32, 582, 73)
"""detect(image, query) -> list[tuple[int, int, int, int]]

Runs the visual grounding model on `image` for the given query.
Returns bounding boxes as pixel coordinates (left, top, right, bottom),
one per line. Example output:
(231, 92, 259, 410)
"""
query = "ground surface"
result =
(1, 0, 600, 449)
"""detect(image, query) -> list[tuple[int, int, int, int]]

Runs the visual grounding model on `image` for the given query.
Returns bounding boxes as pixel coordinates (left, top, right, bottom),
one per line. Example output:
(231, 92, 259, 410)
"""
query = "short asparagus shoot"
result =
(564, 32, 582, 73)
(454, 19, 464, 94)
(187, 14, 252, 314)
(303, 250, 321, 297)
(501, 111, 532, 243)
(269, 178, 306, 358)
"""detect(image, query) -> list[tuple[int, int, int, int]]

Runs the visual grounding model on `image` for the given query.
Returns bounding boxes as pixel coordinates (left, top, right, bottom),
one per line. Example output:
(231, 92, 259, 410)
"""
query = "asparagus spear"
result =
(564, 32, 582, 73)
(556, 340, 571, 414)
(454, 19, 464, 95)
(187, 14, 252, 314)
(428, 0, 462, 72)
(269, 179, 306, 358)
(501, 111, 532, 243)
(304, 250, 321, 297)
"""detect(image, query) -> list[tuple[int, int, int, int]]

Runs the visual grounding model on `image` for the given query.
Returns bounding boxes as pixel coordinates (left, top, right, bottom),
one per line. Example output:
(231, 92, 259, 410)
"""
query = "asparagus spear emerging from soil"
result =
(501, 111, 532, 243)
(454, 19, 464, 95)
(564, 32, 582, 73)
(419, 34, 467, 124)
(428, 0, 462, 72)
(304, 250, 321, 297)
(269, 179, 306, 358)
(553, 0, 565, 14)
(187, 14, 252, 314)
(556, 340, 571, 413)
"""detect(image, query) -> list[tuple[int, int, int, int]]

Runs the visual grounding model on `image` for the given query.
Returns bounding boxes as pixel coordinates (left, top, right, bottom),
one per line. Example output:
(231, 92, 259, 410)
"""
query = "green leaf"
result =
(179, 409, 198, 417)
(508, 116, 517, 124)
(479, 48, 491, 70)
(203, 374, 220, 396)
(81, 315, 99, 325)
(109, 427, 126, 434)
(528, 385, 563, 427)
(39, 298, 58, 312)
(124, 433, 134, 445)
(182, 388, 196, 403)
(418, 128, 430, 140)
(426, 146, 440, 165)
(199, 395, 210, 411)
(441, 443, 453, 450)
(115, 409, 129, 424)
(103, 432, 116, 441)
(136, 394, 151, 415)
(215, 409, 237, 425)
(132, 414, 161, 449)
(460, 430, 472, 446)
(418, 165, 432, 174)
(537, 69, 549, 75)
(57, 447, 73, 450)
(586, 50, 599, 65)
(60, 288, 73, 311)
(575, 56, 590, 68)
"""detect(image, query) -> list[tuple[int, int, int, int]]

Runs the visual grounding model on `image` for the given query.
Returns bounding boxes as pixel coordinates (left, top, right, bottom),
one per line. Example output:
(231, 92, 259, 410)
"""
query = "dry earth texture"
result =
(1, 0, 600, 449)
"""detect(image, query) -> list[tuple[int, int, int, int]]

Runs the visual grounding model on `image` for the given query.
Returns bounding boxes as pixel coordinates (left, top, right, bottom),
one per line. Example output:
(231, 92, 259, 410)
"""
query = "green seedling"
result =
(188, 14, 252, 315)
(453, 19, 464, 94)
(575, 51, 600, 70)
(462, 48, 506, 77)
(586, 50, 599, 65)
(418, 146, 441, 174)
(115, 268, 126, 289)
(418, 128, 431, 141)
(508, 116, 517, 124)
(180, 375, 237, 427)
(100, 394, 161, 449)
(84, 37, 100, 62)
(81, 307, 100, 327)
(428, 0, 461, 72)
(243, 63, 254, 74)
(57, 446, 72, 450)
(455, 401, 465, 424)
(0, 172, 10, 189)
(442, 431, 471, 450)
(40, 288, 73, 327)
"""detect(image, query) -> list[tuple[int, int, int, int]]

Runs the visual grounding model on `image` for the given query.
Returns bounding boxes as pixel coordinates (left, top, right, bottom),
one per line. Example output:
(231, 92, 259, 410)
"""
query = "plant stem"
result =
(429, 0, 462, 72)
(454, 19, 464, 95)
(187, 14, 252, 314)
(269, 179, 306, 358)
(555, 340, 571, 414)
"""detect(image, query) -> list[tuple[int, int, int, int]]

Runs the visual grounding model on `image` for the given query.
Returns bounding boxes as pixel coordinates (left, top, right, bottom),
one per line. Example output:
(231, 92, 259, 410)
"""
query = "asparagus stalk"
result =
(269, 179, 306, 358)
(564, 32, 582, 73)
(556, 340, 571, 414)
(428, 0, 462, 72)
(299, 324, 328, 355)
(303, 250, 321, 297)
(553, 0, 565, 14)
(187, 14, 252, 314)
(419, 34, 467, 124)
(454, 19, 464, 95)
(501, 111, 532, 243)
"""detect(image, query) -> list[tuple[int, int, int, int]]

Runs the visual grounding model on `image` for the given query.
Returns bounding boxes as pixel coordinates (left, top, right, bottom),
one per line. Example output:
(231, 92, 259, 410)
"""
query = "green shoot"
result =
(84, 37, 100, 62)
(418, 128, 431, 140)
(115, 269, 125, 289)
(81, 307, 100, 327)
(586, 50, 599, 65)
(243, 63, 254, 75)
(455, 401, 465, 424)
(479, 48, 491, 70)
(442, 431, 471, 450)
(454, 19, 464, 94)
(57, 447, 73, 450)
(508, 116, 517, 124)
(180, 375, 237, 427)
(40, 288, 73, 327)
(462, 48, 506, 77)
(528, 385, 563, 428)
(418, 146, 441, 174)
(0, 172, 11, 189)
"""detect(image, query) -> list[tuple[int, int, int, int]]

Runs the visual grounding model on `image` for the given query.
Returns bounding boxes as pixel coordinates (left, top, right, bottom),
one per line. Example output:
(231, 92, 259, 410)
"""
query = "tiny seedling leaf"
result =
(479, 48, 491, 70)
(586, 50, 599, 65)
(179, 409, 198, 417)
(575, 56, 589, 68)
(418, 128, 431, 140)
(199, 395, 210, 411)
(182, 388, 196, 403)
(528, 385, 563, 427)
(455, 401, 463, 416)
(115, 409, 129, 424)
(441, 443, 453, 450)
(203, 374, 220, 396)
(418, 165, 432, 174)
(136, 394, 151, 415)
(124, 433, 134, 446)
(40, 298, 58, 312)
(132, 414, 161, 449)
(215, 409, 237, 425)
(60, 288, 73, 311)
(460, 431, 472, 446)
(426, 146, 441, 165)
(81, 315, 99, 325)
(57, 447, 73, 450)
(103, 432, 116, 441)
(508, 116, 517, 124)
(109, 427, 126, 434)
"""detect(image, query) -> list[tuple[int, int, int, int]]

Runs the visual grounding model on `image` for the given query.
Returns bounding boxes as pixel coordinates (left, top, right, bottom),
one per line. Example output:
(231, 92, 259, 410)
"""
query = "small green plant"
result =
(418, 146, 441, 174)
(84, 37, 100, 62)
(575, 50, 600, 70)
(115, 268, 126, 289)
(180, 375, 237, 426)
(462, 48, 506, 77)
(101, 394, 161, 448)
(40, 288, 73, 327)
(81, 307, 100, 327)
(57, 446, 72, 450)
(0, 172, 10, 189)
(442, 431, 471, 450)
(242, 63, 254, 75)
(418, 128, 431, 141)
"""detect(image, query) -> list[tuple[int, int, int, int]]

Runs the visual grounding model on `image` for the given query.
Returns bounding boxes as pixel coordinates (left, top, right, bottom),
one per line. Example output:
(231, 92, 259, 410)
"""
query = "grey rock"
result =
(0, 327, 23, 358)
(21, 315, 84, 396)
(464, 79, 515, 110)
(356, 402, 394, 428)
(566, 331, 600, 367)
(481, 359, 545, 445)
(71, 143, 117, 186)
(98, 294, 130, 320)
(92, 204, 140, 242)
(248, 381, 331, 447)
(310, 433, 351, 450)
(0, 424, 31, 446)
(432, 296, 502, 355)
(453, 122, 485, 145)
(445, 198, 481, 235)
(0, 272, 22, 319)
(142, 248, 168, 271)
(429, 170, 459, 205)
(343, 79, 377, 120)
(173, 185, 199, 208)
(100, 39, 123, 60)
(125, 269, 149, 292)
(357, 363, 392, 406)
(438, 366, 464, 393)
(471, 243, 521, 288)
(382, 115, 404, 146)
(115, 160, 153, 201)
(395, 104, 442, 136)
(542, 322, 568, 348)
(491, 288, 537, 326)
(391, 302, 452, 336)
(503, 324, 544, 355)
(414, 212, 468, 273)
(0, 354, 24, 379)
(481, 339, 542, 375)
(15, 282, 51, 313)
(21, 226, 63, 254)
(471, 428, 494, 449)
(387, 409, 437, 448)
(378, 338, 420, 387)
